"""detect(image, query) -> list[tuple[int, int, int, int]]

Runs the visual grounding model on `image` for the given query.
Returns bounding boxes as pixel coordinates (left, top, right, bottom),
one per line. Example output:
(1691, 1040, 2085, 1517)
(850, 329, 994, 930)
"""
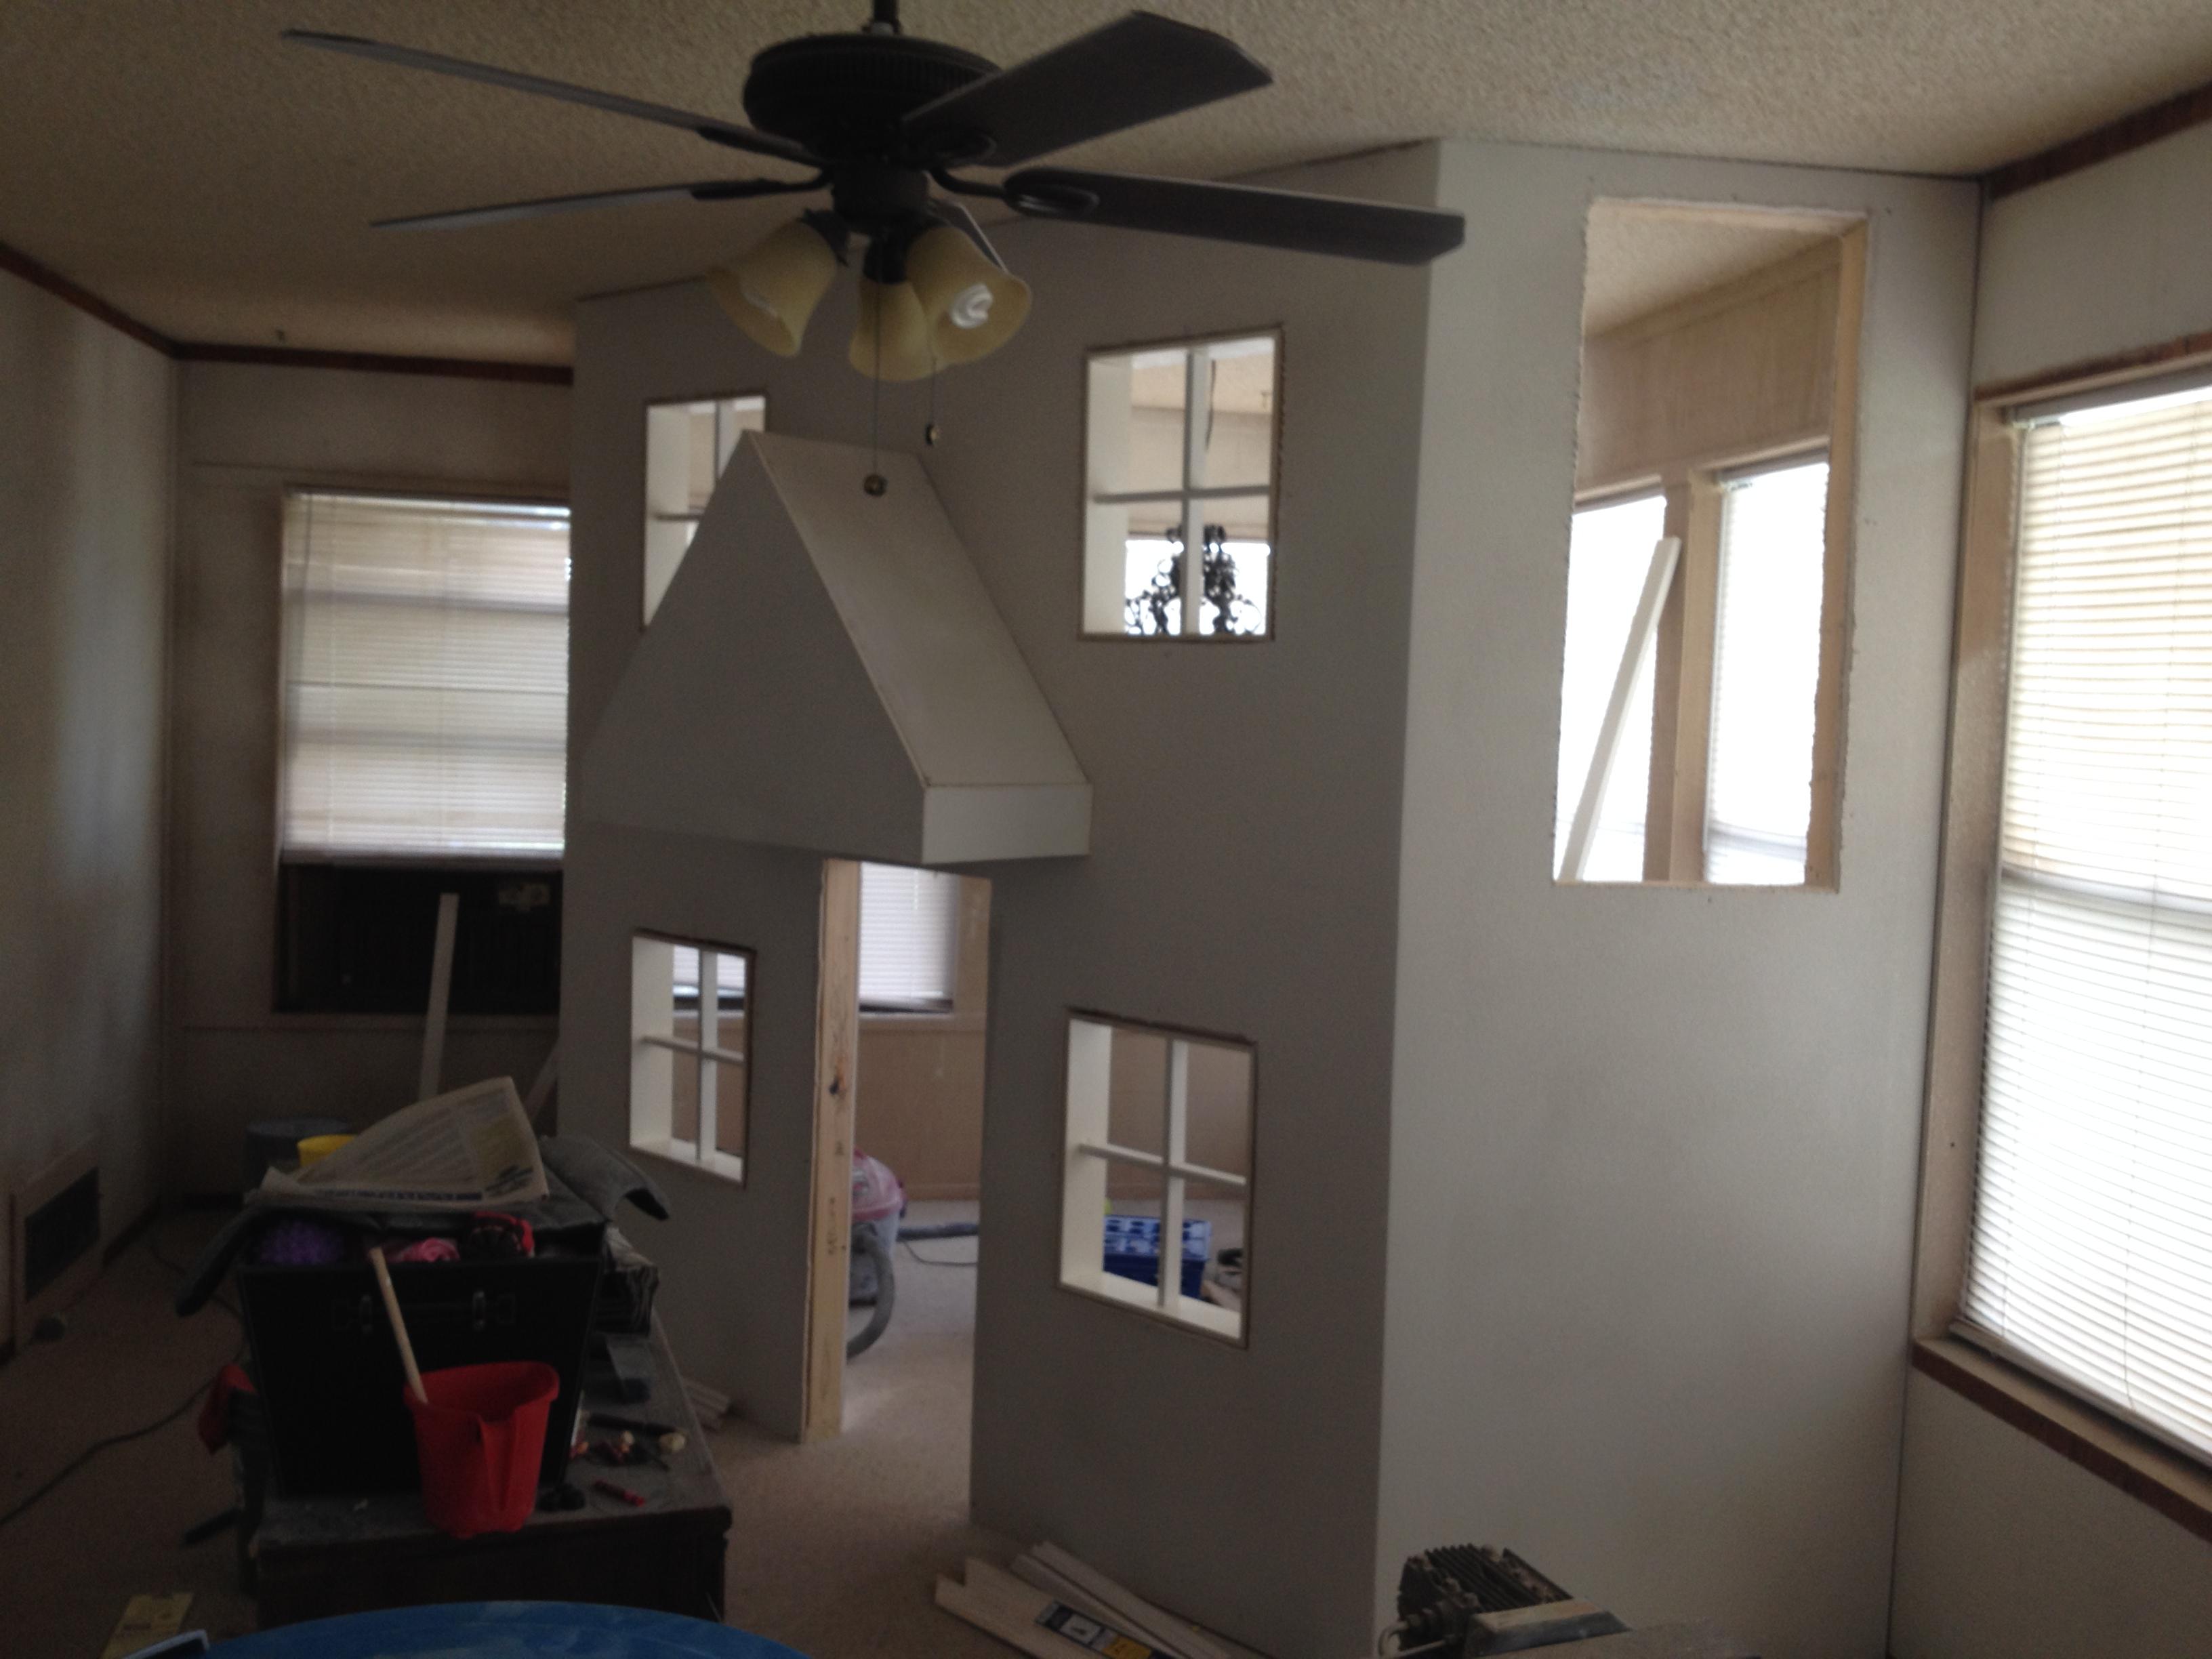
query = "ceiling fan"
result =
(287, 3, 1466, 382)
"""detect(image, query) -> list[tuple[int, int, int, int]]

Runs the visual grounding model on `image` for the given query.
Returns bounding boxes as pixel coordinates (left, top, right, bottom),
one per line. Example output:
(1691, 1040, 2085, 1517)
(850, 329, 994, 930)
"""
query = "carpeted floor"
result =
(0, 1206, 1015, 1658)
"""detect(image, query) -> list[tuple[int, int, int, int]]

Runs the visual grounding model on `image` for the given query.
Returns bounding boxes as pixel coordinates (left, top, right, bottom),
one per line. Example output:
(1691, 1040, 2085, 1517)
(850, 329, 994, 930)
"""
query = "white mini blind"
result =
(1705, 459, 1828, 884)
(858, 863, 961, 1011)
(1555, 493, 1666, 881)
(281, 492, 571, 859)
(1960, 380, 2212, 1463)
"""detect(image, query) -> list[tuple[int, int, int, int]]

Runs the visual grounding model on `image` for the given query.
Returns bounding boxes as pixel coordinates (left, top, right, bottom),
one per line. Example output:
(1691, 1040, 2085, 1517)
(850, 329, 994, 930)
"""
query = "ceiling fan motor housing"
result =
(742, 34, 997, 166)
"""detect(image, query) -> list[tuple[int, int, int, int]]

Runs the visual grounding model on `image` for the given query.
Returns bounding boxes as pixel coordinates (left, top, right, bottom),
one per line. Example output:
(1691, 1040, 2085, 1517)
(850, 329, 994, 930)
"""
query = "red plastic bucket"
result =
(403, 1360, 559, 1538)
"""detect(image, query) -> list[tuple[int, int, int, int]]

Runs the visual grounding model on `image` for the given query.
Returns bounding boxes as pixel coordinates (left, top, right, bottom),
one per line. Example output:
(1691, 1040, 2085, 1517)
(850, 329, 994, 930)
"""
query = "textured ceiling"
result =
(1582, 205, 1847, 335)
(3, 1, 2209, 363)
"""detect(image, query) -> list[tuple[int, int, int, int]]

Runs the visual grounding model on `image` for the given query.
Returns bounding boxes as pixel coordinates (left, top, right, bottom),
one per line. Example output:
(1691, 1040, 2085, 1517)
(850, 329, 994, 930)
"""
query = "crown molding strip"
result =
(172, 342, 572, 385)
(0, 237, 176, 354)
(1, 235, 571, 384)
(1984, 74, 2212, 200)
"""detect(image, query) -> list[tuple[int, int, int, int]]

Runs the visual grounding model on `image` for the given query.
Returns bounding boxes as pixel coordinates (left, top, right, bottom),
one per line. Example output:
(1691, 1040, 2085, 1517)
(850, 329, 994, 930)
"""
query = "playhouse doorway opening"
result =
(840, 867, 990, 1439)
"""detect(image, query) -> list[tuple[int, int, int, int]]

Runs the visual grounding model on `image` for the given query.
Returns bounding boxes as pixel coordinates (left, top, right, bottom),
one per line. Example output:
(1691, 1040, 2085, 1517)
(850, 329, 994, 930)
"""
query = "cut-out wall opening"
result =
(1082, 331, 1279, 640)
(1554, 201, 1864, 888)
(630, 931, 752, 1183)
(1061, 1012, 1252, 1342)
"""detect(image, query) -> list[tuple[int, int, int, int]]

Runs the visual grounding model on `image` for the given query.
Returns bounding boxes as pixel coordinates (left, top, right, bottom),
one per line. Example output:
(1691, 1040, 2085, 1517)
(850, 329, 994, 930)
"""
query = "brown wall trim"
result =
(173, 342, 572, 385)
(1985, 75, 2212, 200)
(1912, 1340, 2212, 1547)
(0, 237, 176, 354)
(3, 236, 572, 383)
(1974, 329, 2212, 405)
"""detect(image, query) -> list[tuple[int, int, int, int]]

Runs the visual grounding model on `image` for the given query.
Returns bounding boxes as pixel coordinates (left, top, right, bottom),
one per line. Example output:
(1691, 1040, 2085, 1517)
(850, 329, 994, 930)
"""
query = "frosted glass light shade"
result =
(708, 219, 839, 357)
(848, 279, 937, 382)
(904, 226, 1031, 365)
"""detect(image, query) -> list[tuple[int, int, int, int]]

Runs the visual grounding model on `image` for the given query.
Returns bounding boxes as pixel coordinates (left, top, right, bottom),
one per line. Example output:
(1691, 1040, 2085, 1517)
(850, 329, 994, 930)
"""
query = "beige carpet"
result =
(0, 1206, 1015, 1658)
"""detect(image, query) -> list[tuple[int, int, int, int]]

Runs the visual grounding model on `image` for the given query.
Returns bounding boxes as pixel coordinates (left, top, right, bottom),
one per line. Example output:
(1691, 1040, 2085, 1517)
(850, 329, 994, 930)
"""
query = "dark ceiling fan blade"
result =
(900, 12, 1269, 167)
(373, 177, 821, 232)
(283, 29, 818, 167)
(1003, 167, 1467, 265)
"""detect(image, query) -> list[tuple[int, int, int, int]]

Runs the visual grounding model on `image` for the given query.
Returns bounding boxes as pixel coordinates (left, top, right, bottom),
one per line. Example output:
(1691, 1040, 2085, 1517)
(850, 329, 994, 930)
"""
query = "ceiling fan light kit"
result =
(705, 215, 845, 357)
(288, 2, 1465, 384)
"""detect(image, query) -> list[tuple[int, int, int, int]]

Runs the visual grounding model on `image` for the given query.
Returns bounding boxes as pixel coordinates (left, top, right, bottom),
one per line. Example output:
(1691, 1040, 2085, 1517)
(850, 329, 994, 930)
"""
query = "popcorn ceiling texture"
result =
(3, 0, 2207, 361)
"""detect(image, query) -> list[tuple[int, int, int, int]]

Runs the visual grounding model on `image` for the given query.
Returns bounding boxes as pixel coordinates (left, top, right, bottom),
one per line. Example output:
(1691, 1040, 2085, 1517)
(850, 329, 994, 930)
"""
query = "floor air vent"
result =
(12, 1143, 101, 1339)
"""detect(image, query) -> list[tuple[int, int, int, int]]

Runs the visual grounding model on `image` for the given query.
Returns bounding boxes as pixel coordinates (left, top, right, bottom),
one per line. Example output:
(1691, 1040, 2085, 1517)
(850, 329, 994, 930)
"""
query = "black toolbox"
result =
(237, 1243, 601, 1496)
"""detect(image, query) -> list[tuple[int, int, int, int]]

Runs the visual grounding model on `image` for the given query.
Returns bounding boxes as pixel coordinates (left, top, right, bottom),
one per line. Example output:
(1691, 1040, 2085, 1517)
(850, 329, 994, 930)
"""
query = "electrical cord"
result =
(0, 1218, 245, 1532)
(901, 1241, 978, 1267)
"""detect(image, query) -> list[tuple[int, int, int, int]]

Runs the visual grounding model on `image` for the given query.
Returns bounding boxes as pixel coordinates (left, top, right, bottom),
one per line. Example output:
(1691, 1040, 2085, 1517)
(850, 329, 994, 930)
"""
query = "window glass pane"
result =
(857, 863, 960, 1011)
(1197, 336, 1275, 491)
(1195, 495, 1271, 637)
(1962, 382, 2212, 1462)
(1554, 493, 1664, 880)
(281, 493, 569, 859)
(1704, 459, 1828, 884)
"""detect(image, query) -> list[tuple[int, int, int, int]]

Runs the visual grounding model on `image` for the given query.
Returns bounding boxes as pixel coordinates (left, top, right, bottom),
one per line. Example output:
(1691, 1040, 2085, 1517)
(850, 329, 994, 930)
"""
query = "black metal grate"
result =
(22, 1168, 100, 1303)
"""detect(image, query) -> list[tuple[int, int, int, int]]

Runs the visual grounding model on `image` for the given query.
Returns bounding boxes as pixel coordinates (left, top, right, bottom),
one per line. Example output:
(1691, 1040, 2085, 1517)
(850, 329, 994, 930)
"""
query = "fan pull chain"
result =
(924, 358, 941, 447)
(864, 285, 887, 495)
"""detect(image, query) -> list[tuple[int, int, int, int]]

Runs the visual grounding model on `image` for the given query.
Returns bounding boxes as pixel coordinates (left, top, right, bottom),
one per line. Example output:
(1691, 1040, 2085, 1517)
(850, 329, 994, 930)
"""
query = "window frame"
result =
(274, 484, 572, 867)
(1055, 1008, 1255, 1347)
(1078, 326, 1284, 644)
(640, 390, 768, 629)
(1912, 344, 2212, 1539)
(629, 928, 756, 1186)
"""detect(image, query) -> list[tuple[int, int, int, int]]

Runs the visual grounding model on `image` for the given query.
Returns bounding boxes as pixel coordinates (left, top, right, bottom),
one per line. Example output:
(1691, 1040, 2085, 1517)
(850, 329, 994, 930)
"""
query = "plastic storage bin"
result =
(1101, 1215, 1210, 1297)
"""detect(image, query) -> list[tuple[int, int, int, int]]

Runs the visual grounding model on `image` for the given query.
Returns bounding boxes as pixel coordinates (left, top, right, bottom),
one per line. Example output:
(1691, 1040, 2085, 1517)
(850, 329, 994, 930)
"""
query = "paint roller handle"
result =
(367, 1246, 430, 1406)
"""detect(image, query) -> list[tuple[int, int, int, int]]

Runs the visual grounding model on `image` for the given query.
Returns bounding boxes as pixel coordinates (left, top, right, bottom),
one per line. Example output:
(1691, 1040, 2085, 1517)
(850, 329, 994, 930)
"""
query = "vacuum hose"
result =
(846, 1225, 897, 1357)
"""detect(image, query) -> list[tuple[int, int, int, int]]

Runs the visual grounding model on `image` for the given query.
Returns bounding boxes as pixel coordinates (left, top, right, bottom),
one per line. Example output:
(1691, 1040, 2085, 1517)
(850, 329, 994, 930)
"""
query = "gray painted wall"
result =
(0, 268, 174, 1344)
(1381, 142, 1977, 1659)
(567, 146, 1437, 1659)
(1889, 121, 2212, 1659)
(167, 363, 569, 1191)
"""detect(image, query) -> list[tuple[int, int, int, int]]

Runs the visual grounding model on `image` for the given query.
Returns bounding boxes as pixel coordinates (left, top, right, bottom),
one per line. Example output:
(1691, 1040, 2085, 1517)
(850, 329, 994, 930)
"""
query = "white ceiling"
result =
(3, 1, 2207, 362)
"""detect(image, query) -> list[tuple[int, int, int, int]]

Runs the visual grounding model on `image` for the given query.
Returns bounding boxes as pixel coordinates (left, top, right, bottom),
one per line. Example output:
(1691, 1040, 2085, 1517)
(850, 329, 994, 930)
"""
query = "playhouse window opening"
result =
(630, 932, 753, 1184)
(1082, 333, 1279, 640)
(642, 392, 766, 624)
(1059, 1012, 1253, 1342)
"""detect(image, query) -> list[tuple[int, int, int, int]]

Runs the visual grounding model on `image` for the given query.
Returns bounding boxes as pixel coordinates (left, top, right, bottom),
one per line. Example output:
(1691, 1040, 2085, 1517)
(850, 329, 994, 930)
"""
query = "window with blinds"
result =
(858, 863, 962, 1012)
(1705, 457, 1829, 885)
(1554, 493, 1666, 880)
(281, 491, 571, 859)
(1959, 377, 2212, 1464)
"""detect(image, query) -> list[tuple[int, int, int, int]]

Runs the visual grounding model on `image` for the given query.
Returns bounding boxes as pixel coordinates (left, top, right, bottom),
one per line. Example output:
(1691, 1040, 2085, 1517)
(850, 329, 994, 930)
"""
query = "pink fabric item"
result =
(388, 1236, 461, 1265)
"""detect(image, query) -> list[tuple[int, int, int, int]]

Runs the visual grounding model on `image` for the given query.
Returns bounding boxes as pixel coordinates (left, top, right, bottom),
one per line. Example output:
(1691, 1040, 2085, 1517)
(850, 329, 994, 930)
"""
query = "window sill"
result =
(859, 1011, 983, 1036)
(1059, 1265, 1244, 1345)
(629, 1136, 746, 1188)
(190, 1015, 558, 1034)
(1912, 1336, 2212, 1545)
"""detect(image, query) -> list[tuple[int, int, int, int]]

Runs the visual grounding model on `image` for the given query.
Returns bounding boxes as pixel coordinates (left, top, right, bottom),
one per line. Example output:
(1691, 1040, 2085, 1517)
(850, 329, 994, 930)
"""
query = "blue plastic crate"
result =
(1101, 1214, 1211, 1298)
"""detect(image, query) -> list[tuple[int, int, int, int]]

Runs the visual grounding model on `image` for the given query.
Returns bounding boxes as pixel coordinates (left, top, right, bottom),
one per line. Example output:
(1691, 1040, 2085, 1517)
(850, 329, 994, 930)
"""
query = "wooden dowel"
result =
(368, 1246, 429, 1405)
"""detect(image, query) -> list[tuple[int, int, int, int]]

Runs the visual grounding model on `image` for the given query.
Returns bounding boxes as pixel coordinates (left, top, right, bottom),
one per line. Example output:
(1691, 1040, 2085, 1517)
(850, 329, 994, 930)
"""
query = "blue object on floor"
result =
(1102, 1214, 1210, 1297)
(211, 1601, 808, 1658)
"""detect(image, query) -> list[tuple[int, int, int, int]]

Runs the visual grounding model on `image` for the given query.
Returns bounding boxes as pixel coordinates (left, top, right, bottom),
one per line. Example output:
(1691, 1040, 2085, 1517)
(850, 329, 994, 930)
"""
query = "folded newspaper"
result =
(256, 1077, 548, 1210)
